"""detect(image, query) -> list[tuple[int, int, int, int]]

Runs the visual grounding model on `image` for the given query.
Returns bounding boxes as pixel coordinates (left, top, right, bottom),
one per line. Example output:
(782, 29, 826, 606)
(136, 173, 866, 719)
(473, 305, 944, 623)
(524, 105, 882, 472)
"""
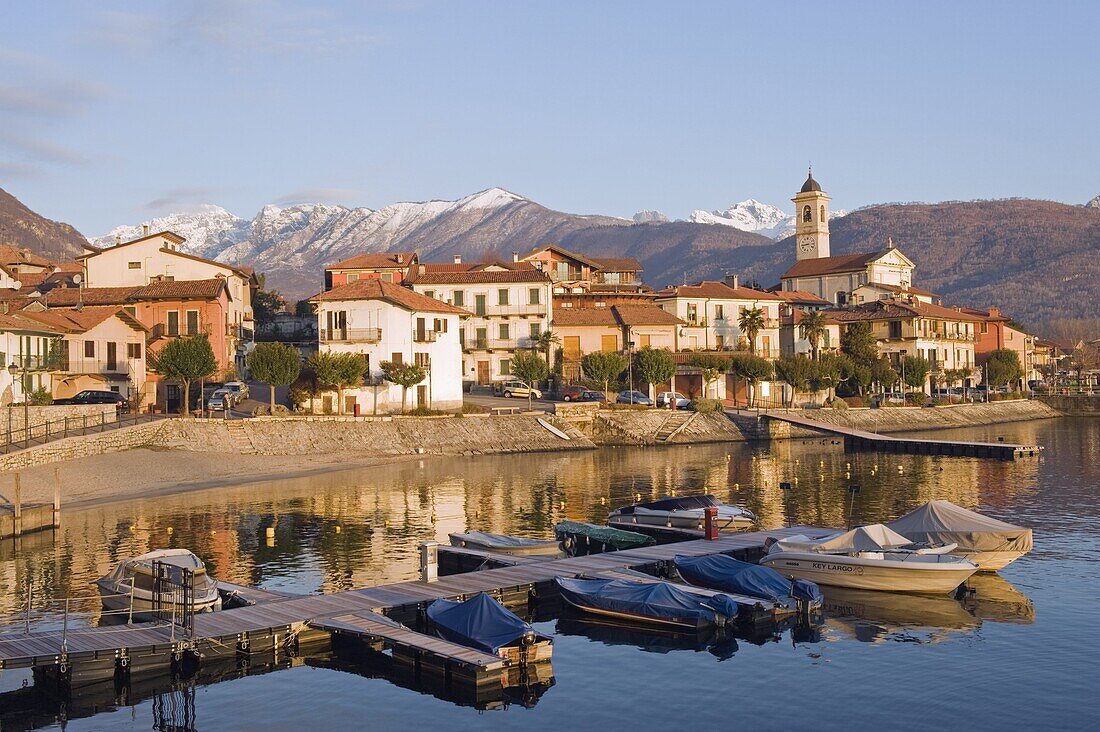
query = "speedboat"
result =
(607, 495, 755, 535)
(449, 531, 563, 557)
(427, 593, 553, 663)
(759, 524, 979, 594)
(95, 548, 222, 619)
(555, 576, 740, 631)
(673, 554, 824, 614)
(885, 500, 1033, 571)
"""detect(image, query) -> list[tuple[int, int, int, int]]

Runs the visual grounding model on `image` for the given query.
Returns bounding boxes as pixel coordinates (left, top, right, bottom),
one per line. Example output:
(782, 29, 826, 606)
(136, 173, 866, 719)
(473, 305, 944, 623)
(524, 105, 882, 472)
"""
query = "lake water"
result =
(1, 418, 1097, 730)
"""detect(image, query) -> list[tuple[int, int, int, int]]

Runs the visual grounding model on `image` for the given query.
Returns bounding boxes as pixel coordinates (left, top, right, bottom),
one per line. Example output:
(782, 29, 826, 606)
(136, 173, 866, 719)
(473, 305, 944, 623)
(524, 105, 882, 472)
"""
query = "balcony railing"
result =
(413, 330, 438, 343)
(463, 337, 531, 351)
(465, 304, 549, 318)
(320, 327, 383, 343)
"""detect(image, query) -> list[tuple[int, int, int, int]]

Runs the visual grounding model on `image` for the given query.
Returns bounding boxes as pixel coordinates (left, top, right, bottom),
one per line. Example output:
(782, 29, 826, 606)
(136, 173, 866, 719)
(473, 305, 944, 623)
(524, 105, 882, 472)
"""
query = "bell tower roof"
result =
(800, 169, 822, 193)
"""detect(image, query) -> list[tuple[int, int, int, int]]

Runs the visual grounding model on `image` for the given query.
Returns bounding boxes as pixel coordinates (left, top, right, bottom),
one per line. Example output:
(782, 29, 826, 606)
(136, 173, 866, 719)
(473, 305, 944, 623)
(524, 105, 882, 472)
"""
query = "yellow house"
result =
(554, 304, 683, 380)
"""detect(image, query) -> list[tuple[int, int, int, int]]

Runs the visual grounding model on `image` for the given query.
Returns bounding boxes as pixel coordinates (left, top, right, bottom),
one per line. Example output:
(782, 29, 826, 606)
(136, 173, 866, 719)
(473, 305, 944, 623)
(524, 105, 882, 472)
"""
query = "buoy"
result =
(385, 520, 390, 527)
(845, 472, 851, 479)
(210, 530, 217, 536)
(265, 527, 275, 538)
(733, 483, 740, 490)
(431, 514, 437, 522)
(897, 465, 904, 473)
(599, 496, 607, 505)
(846, 462, 851, 469)
(635, 492, 642, 502)
(819, 474, 825, 481)
(795, 459, 800, 465)
(793, 477, 799, 484)
(166, 527, 173, 535)
(559, 500, 565, 509)
(335, 525, 342, 533)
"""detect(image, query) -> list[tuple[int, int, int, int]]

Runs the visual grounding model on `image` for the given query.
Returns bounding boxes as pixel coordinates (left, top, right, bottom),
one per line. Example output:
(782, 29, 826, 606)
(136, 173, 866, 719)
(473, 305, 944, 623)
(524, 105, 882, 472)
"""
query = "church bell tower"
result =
(792, 169, 831, 260)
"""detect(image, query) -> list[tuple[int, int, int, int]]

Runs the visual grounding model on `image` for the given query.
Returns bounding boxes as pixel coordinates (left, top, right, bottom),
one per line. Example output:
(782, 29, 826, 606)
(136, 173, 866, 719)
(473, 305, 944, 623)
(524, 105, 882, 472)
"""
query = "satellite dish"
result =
(73, 274, 83, 285)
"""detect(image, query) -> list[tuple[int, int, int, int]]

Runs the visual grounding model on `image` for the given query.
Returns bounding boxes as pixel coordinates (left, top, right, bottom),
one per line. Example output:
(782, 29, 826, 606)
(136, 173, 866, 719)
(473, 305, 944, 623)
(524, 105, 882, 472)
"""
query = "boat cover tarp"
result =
(636, 495, 722, 512)
(777, 524, 913, 553)
(674, 554, 823, 608)
(449, 531, 559, 550)
(426, 593, 534, 654)
(555, 577, 738, 625)
(885, 500, 1033, 553)
(555, 521, 655, 550)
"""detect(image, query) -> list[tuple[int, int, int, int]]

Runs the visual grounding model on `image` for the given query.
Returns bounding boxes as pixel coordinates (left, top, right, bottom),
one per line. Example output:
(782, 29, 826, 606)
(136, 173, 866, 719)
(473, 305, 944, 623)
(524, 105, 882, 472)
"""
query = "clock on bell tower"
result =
(792, 169, 831, 260)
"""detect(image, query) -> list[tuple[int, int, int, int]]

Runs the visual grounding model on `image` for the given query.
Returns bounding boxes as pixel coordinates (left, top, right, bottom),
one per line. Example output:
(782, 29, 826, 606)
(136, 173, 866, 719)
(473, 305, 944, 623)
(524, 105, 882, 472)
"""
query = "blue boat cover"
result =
(674, 554, 822, 609)
(426, 593, 534, 654)
(555, 577, 738, 626)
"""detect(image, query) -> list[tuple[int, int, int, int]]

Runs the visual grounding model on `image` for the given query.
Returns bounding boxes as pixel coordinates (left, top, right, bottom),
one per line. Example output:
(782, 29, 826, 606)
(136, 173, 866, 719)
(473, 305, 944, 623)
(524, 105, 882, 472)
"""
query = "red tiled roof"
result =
(411, 269, 551, 285)
(611, 304, 684, 326)
(590, 257, 644, 272)
(655, 281, 784, 301)
(132, 279, 230, 300)
(18, 306, 146, 333)
(36, 286, 142, 306)
(0, 244, 53, 268)
(327, 252, 417, 270)
(553, 304, 683, 327)
(781, 251, 887, 279)
(822, 299, 986, 324)
(311, 278, 471, 315)
(0, 312, 63, 334)
(418, 260, 536, 274)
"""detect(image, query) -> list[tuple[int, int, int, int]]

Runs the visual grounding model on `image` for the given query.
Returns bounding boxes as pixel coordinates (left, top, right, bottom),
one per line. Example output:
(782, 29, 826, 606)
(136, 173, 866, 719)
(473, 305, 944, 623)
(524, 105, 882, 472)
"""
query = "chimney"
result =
(887, 236, 895, 249)
(724, 274, 740, 289)
(453, 254, 462, 265)
(512, 251, 519, 263)
(115, 234, 122, 246)
(142, 223, 150, 236)
(418, 265, 426, 276)
(396, 253, 404, 265)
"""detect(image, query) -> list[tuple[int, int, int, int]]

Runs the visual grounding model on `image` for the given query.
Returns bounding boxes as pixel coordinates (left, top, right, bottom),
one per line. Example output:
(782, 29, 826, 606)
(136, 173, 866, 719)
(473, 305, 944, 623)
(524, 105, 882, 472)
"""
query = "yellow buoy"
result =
(335, 525, 342, 533)
(210, 530, 217, 536)
(733, 483, 740, 490)
(845, 472, 851, 479)
(265, 527, 275, 538)
(166, 527, 173, 535)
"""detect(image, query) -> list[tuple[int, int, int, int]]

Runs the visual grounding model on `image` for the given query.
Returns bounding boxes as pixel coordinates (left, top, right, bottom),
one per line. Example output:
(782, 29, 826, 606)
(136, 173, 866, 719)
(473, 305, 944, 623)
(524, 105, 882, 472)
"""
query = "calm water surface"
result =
(0, 418, 1097, 730)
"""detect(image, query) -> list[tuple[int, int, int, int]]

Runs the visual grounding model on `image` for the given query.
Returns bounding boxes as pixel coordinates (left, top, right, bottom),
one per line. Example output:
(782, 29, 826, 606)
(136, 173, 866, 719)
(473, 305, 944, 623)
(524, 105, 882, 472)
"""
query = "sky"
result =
(1, 0, 1097, 235)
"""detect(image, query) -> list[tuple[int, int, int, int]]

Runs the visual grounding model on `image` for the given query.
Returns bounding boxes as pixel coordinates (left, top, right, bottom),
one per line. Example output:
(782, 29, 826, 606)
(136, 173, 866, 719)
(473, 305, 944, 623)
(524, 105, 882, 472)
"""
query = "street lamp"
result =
(8, 360, 29, 445)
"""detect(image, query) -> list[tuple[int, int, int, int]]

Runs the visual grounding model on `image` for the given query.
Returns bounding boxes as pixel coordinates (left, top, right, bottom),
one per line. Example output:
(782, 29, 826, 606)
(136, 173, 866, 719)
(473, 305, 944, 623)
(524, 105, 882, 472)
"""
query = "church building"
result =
(779, 172, 917, 306)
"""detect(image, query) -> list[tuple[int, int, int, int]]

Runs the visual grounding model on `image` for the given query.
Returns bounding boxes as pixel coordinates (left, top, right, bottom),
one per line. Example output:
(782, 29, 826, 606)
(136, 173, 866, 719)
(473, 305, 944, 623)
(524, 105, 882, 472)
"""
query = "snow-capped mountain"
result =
(632, 210, 669, 224)
(1086, 194, 1100, 209)
(689, 198, 848, 239)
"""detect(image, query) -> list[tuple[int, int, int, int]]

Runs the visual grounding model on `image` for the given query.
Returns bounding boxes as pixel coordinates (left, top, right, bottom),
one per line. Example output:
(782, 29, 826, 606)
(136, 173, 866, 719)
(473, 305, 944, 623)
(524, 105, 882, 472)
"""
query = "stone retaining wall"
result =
(0, 420, 171, 472)
(586, 410, 750, 445)
(1036, 394, 1100, 416)
(2, 404, 117, 442)
(775, 399, 1059, 435)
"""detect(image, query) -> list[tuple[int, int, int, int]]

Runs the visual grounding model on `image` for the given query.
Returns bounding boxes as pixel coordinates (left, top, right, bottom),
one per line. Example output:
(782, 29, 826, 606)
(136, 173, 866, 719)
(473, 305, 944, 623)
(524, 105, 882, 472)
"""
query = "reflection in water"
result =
(962, 573, 1036, 624)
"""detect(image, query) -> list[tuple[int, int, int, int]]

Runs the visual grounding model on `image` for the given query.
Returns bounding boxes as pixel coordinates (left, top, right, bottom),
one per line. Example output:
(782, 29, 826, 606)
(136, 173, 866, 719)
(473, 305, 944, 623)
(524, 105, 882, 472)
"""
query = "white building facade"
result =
(655, 280, 784, 358)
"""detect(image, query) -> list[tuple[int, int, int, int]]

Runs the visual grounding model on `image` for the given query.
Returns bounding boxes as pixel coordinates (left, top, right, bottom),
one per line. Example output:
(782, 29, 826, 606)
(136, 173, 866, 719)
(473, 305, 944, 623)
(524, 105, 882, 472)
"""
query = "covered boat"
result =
(607, 495, 755, 534)
(673, 554, 823, 612)
(95, 548, 221, 619)
(555, 577, 739, 631)
(554, 521, 655, 556)
(885, 500, 1032, 571)
(449, 531, 563, 557)
(759, 524, 979, 594)
(426, 593, 553, 662)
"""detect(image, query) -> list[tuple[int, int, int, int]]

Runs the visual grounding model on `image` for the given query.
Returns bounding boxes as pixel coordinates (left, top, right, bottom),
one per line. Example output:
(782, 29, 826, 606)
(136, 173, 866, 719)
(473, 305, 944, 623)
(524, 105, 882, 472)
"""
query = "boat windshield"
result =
(635, 495, 722, 512)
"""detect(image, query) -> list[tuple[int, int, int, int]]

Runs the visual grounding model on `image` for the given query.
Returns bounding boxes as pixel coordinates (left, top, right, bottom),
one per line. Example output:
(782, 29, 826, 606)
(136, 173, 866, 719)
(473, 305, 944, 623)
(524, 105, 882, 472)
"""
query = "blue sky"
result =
(1, 1, 1097, 234)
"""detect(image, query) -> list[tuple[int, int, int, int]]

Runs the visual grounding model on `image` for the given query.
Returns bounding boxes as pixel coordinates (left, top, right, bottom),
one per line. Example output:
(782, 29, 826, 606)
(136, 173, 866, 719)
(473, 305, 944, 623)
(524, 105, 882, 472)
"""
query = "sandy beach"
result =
(1, 448, 422, 510)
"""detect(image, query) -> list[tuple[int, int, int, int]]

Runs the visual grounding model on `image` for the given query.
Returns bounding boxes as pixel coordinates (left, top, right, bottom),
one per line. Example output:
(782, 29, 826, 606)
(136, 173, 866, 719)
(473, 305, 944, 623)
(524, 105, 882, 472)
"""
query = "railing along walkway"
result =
(0, 411, 173, 455)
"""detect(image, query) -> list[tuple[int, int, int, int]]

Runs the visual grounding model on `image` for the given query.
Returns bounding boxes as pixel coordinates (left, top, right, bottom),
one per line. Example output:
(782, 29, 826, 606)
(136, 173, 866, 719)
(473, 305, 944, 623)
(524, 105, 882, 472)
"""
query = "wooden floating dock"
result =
(0, 525, 832, 691)
(760, 411, 1042, 459)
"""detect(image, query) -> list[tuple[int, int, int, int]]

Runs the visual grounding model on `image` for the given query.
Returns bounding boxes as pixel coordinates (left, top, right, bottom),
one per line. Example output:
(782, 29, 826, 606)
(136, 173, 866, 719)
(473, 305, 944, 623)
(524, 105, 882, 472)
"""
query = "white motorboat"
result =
(95, 548, 222, 619)
(449, 531, 564, 557)
(759, 524, 979, 594)
(885, 500, 1033, 571)
(607, 495, 755, 534)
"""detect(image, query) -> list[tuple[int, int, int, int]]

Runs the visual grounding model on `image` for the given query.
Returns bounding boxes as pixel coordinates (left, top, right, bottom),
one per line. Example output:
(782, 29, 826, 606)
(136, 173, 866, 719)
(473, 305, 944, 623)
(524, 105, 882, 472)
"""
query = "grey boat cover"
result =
(449, 531, 559, 549)
(886, 500, 1033, 553)
(775, 524, 913, 553)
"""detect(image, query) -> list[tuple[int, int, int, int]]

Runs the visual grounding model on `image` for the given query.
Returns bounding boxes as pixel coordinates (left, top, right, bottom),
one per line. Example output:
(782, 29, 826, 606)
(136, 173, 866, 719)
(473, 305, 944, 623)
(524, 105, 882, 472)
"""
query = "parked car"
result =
(617, 390, 653, 406)
(964, 388, 987, 402)
(560, 385, 586, 402)
(223, 381, 249, 403)
(54, 389, 127, 410)
(656, 391, 691, 409)
(207, 388, 234, 411)
(501, 380, 542, 399)
(577, 390, 605, 402)
(1027, 380, 1047, 391)
(878, 391, 906, 405)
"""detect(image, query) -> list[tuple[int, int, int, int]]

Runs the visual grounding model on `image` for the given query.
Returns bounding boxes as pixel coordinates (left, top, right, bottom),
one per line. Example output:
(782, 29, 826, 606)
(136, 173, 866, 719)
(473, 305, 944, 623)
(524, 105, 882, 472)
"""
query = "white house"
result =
(0, 312, 64, 404)
(654, 279, 784, 358)
(312, 278, 469, 413)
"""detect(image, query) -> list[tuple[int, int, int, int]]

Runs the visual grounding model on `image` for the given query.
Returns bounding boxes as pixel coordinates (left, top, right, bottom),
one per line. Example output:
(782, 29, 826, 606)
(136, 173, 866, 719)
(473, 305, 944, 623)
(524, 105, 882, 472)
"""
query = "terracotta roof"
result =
(76, 230, 186, 259)
(781, 251, 887, 279)
(521, 243, 605, 269)
(822, 299, 986, 324)
(0, 312, 63, 335)
(18, 306, 147, 333)
(132, 278, 230, 301)
(590, 257, 644, 272)
(411, 269, 551, 285)
(327, 252, 416, 270)
(0, 244, 53, 268)
(770, 289, 832, 305)
(553, 304, 683, 328)
(655, 281, 784, 301)
(417, 260, 536, 274)
(38, 286, 142, 306)
(311, 278, 471, 315)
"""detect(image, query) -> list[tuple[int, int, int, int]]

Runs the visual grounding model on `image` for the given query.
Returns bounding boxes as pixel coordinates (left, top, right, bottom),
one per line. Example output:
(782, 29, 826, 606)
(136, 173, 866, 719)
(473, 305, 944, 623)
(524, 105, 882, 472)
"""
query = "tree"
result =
(247, 342, 302, 413)
(774, 355, 814, 407)
(253, 276, 287, 329)
(511, 350, 549, 410)
(871, 357, 900, 391)
(150, 334, 218, 416)
(901, 355, 931, 393)
(533, 330, 561, 368)
(737, 307, 766, 355)
(634, 348, 677, 402)
(308, 352, 366, 414)
(809, 354, 842, 403)
(294, 299, 316, 318)
(837, 353, 872, 396)
(690, 354, 728, 399)
(728, 353, 773, 406)
(380, 360, 427, 413)
(798, 310, 828, 361)
(581, 351, 627, 401)
(984, 349, 1024, 388)
(840, 321, 878, 366)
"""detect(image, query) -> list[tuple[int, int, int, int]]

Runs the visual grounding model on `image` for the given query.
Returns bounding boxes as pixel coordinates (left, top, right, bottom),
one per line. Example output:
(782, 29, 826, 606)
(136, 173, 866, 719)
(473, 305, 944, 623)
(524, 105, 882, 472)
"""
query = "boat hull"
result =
(558, 593, 711, 631)
(760, 553, 978, 594)
(95, 580, 222, 620)
(953, 549, 1025, 571)
(449, 537, 563, 557)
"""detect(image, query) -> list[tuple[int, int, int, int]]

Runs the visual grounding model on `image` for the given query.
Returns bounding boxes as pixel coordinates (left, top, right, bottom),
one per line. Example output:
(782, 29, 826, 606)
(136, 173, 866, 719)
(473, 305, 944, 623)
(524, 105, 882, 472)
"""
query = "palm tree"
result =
(798, 310, 828, 361)
(533, 329, 561, 367)
(737, 306, 766, 355)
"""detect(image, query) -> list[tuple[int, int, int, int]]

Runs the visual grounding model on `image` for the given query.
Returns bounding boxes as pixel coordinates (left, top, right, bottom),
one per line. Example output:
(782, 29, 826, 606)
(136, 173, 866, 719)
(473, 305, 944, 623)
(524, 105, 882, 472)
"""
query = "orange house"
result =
(324, 252, 418, 290)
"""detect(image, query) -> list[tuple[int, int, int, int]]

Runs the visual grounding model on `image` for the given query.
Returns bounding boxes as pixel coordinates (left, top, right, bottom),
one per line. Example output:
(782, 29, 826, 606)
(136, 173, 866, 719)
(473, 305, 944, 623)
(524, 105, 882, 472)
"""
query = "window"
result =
(390, 352, 403, 365)
(499, 323, 510, 340)
(414, 352, 431, 368)
(124, 306, 136, 317)
(186, 310, 199, 335)
(529, 288, 540, 305)
(820, 205, 826, 221)
(459, 329, 466, 347)
(803, 205, 812, 222)
(530, 323, 541, 339)
(686, 303, 698, 323)
(424, 290, 435, 299)
(500, 359, 511, 376)
(84, 340, 95, 358)
(127, 261, 141, 269)
(381, 273, 393, 282)
(498, 288, 509, 306)
(127, 342, 142, 359)
(167, 311, 180, 337)
(475, 294, 486, 316)
(714, 304, 724, 320)
(106, 342, 117, 371)
(346, 273, 359, 283)
(452, 290, 464, 307)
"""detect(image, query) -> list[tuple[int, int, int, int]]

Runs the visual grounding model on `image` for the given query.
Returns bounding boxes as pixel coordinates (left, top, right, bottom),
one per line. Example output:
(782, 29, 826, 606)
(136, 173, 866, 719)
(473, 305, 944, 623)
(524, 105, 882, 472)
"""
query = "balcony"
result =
(466, 304, 549, 318)
(320, 327, 382, 343)
(413, 329, 438, 343)
(463, 337, 526, 352)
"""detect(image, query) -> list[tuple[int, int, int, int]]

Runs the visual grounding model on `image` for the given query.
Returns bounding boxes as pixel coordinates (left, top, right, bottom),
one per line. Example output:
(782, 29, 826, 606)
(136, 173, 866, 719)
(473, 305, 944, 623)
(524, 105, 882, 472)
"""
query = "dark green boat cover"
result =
(555, 521, 656, 550)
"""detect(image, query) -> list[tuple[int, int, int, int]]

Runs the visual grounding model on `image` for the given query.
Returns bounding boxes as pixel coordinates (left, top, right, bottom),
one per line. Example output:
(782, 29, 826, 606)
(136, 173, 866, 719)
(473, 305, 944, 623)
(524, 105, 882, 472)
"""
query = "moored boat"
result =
(759, 524, 979, 594)
(95, 548, 222, 619)
(885, 500, 1033, 571)
(449, 531, 563, 557)
(607, 495, 755, 535)
(554, 521, 655, 556)
(426, 593, 553, 663)
(554, 576, 740, 631)
(673, 554, 824, 613)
